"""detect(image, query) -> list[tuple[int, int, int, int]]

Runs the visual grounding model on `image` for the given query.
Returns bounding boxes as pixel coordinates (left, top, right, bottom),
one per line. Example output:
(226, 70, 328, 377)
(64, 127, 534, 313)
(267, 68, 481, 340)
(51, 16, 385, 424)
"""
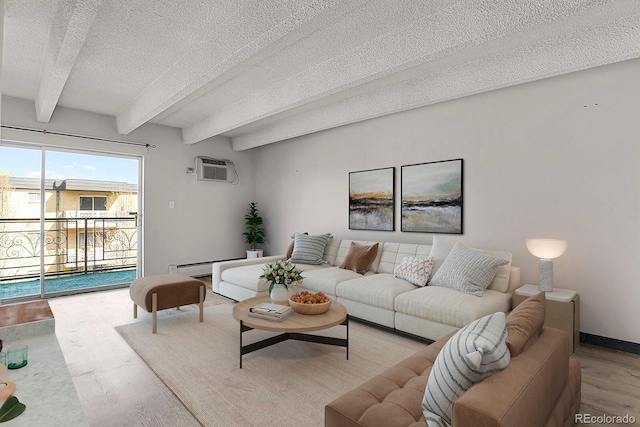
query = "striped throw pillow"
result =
(422, 312, 510, 427)
(429, 242, 508, 297)
(394, 256, 434, 286)
(288, 233, 332, 265)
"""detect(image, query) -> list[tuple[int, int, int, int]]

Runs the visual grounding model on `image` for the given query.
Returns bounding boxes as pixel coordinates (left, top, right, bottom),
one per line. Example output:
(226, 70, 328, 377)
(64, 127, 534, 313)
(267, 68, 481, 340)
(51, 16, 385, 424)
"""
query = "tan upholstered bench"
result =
(129, 274, 205, 333)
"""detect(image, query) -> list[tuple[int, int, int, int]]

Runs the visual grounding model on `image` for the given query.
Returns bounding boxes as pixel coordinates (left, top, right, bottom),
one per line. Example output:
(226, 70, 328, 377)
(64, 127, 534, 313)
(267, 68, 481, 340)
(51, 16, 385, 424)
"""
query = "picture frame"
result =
(348, 167, 395, 231)
(401, 159, 463, 234)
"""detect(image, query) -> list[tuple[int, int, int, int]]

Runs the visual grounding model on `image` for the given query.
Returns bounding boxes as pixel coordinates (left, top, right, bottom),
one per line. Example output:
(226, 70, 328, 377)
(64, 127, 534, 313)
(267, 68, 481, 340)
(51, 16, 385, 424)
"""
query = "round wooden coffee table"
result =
(232, 295, 349, 368)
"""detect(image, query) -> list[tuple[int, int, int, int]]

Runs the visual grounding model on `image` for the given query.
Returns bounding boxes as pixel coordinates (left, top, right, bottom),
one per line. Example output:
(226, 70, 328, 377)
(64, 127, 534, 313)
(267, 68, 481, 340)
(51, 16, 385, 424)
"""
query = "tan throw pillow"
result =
(339, 242, 379, 275)
(285, 232, 308, 259)
(394, 256, 434, 287)
(506, 292, 546, 357)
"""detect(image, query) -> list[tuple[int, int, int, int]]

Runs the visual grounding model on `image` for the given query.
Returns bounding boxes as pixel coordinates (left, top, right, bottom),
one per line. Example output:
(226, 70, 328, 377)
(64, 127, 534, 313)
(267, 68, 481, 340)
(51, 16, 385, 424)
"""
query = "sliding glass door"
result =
(0, 145, 42, 299)
(0, 144, 141, 301)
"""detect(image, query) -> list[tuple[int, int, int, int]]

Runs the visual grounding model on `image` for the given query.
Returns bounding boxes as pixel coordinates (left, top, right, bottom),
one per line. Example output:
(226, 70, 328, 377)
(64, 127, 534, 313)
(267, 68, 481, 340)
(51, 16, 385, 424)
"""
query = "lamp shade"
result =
(526, 238, 568, 259)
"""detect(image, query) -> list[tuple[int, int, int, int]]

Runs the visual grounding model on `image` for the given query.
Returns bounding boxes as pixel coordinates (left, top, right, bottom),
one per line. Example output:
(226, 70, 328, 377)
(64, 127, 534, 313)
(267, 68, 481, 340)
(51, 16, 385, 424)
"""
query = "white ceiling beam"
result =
(181, 0, 608, 145)
(115, 0, 369, 135)
(35, 0, 101, 123)
(188, 134, 231, 146)
(231, 17, 640, 151)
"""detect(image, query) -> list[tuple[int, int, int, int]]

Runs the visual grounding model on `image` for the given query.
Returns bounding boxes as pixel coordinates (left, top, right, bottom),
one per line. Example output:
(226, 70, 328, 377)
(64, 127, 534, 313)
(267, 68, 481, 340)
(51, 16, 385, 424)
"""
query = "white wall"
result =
(253, 59, 640, 344)
(1, 96, 256, 276)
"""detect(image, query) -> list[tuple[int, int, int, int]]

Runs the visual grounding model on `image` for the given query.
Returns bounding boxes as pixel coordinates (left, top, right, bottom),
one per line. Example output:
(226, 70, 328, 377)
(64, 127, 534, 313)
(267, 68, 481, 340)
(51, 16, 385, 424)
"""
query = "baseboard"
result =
(580, 332, 640, 355)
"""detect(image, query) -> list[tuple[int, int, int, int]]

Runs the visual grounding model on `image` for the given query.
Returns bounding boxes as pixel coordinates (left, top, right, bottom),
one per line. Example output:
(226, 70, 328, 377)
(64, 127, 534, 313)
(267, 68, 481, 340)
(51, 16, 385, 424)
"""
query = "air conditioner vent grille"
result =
(203, 165, 227, 181)
(201, 158, 226, 166)
(195, 156, 236, 183)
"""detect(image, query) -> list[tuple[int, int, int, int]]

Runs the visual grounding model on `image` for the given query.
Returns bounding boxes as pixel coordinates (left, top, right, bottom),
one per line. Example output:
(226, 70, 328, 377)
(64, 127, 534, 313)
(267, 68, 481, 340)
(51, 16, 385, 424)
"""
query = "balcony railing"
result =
(0, 217, 137, 282)
(65, 210, 109, 218)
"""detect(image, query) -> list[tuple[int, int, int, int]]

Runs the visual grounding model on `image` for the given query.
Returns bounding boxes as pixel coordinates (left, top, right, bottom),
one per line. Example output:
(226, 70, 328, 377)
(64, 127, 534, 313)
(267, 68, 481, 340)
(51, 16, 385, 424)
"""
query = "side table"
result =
(513, 284, 580, 353)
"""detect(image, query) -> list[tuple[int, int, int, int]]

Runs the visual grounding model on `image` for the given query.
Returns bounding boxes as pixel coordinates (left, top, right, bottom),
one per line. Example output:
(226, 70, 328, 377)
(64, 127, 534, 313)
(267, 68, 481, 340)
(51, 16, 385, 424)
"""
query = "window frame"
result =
(79, 195, 107, 211)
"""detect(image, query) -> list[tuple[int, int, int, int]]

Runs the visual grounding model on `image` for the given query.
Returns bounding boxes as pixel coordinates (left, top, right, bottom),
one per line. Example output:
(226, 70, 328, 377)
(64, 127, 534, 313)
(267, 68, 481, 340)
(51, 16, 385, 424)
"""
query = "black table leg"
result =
(238, 316, 350, 367)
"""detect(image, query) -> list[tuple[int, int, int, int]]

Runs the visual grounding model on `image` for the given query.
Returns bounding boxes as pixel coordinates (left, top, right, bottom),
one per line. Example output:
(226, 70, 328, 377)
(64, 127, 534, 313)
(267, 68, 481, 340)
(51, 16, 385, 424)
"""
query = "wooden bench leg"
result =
(152, 293, 158, 334)
(199, 285, 205, 323)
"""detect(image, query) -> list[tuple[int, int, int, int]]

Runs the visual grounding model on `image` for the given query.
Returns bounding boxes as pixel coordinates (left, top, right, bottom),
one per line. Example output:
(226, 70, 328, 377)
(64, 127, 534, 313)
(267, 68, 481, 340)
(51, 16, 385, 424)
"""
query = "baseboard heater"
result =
(168, 261, 213, 277)
(168, 258, 241, 277)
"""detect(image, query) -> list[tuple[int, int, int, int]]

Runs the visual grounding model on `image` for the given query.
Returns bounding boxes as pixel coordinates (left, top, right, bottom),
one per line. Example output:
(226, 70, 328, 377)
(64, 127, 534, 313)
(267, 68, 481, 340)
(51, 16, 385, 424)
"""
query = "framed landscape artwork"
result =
(401, 159, 463, 234)
(348, 167, 395, 231)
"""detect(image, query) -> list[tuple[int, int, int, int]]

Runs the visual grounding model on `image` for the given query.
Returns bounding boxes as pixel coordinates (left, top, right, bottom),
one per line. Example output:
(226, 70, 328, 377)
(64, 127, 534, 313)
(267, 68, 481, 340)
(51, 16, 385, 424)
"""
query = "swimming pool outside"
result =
(1, 269, 137, 300)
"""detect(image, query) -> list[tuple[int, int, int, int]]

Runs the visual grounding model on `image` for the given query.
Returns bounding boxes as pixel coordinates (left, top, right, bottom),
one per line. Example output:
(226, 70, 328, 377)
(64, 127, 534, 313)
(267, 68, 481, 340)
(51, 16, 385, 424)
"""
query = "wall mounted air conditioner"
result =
(195, 157, 236, 183)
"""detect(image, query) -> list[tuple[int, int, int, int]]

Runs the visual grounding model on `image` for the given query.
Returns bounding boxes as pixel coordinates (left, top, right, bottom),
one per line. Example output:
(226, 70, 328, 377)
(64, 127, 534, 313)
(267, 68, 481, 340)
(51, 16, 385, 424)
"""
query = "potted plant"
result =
(243, 202, 265, 258)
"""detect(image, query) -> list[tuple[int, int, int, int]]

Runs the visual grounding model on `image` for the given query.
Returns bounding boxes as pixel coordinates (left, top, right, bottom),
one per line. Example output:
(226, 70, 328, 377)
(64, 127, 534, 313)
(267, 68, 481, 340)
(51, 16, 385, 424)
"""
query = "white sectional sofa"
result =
(213, 237, 521, 341)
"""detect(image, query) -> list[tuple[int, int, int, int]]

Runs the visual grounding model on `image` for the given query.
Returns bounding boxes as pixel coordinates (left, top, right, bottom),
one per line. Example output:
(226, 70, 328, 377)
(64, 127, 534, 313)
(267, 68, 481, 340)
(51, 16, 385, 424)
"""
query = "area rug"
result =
(116, 302, 426, 427)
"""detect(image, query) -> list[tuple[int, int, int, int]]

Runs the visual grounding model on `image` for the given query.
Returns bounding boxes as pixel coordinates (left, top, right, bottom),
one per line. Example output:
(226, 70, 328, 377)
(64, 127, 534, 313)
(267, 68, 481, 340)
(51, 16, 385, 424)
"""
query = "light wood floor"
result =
(47, 282, 639, 427)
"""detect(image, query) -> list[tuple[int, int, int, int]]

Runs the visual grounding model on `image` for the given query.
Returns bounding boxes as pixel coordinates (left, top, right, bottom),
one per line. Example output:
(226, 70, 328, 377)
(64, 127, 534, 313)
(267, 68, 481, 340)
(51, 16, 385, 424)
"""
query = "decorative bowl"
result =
(288, 297, 332, 315)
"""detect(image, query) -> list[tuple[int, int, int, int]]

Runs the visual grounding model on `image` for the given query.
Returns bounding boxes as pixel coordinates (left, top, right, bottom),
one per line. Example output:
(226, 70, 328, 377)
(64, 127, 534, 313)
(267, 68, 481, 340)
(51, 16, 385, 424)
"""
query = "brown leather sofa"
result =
(325, 325, 581, 427)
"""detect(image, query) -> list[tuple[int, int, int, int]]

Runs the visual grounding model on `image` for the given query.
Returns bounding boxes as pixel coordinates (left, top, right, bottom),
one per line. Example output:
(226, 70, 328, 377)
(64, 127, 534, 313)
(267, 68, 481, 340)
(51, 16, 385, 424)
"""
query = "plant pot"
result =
(246, 249, 263, 259)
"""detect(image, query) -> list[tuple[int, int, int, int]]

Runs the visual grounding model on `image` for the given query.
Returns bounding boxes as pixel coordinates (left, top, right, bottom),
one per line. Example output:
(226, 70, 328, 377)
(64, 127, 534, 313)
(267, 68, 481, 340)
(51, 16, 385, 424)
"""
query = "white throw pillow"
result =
(288, 233, 332, 265)
(394, 257, 434, 287)
(429, 242, 508, 297)
(422, 312, 510, 427)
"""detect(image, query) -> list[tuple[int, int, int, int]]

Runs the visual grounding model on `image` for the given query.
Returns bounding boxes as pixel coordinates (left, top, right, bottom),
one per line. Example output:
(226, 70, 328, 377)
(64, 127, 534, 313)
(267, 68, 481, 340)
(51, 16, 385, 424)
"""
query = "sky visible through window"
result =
(0, 147, 138, 184)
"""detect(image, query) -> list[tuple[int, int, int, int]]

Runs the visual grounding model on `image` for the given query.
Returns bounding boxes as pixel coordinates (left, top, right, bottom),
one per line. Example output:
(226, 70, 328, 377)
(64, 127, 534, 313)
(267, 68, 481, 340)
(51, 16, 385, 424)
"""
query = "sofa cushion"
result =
(506, 291, 546, 357)
(322, 238, 342, 265)
(300, 267, 362, 296)
(289, 233, 332, 265)
(422, 312, 510, 427)
(394, 256, 434, 287)
(427, 235, 455, 278)
(337, 274, 417, 311)
(339, 242, 379, 275)
(221, 264, 270, 292)
(429, 243, 508, 297)
(293, 263, 330, 273)
(394, 286, 512, 328)
(377, 242, 432, 274)
(325, 335, 450, 427)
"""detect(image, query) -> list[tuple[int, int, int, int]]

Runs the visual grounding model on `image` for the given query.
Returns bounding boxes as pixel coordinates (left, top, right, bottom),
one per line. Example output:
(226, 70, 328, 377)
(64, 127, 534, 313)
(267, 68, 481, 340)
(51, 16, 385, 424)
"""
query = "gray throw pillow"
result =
(288, 233, 332, 265)
(429, 242, 508, 297)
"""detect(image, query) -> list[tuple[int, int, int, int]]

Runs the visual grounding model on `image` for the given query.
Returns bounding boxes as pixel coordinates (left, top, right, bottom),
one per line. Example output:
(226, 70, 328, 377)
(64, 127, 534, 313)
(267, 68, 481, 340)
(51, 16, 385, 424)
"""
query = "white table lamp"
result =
(525, 238, 568, 292)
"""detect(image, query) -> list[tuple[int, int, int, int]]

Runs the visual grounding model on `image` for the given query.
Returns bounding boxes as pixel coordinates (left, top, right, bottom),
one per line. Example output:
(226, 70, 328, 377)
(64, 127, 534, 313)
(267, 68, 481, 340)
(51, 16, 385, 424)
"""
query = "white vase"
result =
(270, 283, 289, 305)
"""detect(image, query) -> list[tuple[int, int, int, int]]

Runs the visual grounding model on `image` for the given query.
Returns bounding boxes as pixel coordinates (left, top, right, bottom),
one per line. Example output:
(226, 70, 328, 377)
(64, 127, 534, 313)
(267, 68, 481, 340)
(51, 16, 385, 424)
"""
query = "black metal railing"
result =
(0, 217, 137, 282)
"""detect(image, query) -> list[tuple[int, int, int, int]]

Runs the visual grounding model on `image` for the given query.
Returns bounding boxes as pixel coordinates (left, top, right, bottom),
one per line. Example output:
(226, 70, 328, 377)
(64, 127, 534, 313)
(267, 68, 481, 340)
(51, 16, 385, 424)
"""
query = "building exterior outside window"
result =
(79, 196, 107, 211)
(0, 178, 137, 279)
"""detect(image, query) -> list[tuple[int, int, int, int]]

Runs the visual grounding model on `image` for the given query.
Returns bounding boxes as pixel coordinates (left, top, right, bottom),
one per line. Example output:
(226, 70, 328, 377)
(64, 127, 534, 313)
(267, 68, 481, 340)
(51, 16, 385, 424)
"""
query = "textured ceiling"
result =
(2, 0, 639, 150)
